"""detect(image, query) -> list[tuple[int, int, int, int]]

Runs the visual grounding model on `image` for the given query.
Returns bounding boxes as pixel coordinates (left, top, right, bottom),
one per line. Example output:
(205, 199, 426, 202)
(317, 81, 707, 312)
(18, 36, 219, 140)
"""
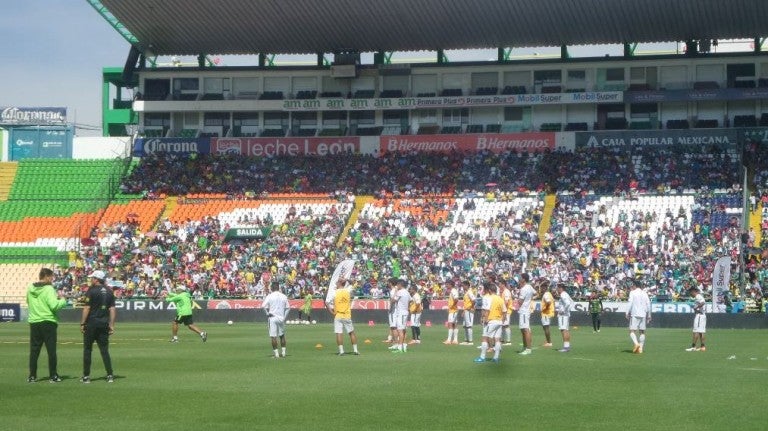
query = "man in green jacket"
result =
(166, 286, 207, 342)
(27, 267, 67, 383)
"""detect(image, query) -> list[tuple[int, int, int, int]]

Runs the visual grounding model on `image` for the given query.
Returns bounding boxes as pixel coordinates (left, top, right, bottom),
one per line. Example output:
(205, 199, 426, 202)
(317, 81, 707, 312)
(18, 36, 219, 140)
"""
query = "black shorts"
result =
(175, 315, 194, 325)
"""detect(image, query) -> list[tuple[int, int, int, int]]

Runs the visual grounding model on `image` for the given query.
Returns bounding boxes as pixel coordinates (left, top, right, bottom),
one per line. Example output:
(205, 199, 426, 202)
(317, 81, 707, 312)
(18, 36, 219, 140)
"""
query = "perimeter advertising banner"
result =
(0, 106, 66, 126)
(379, 132, 557, 154)
(625, 87, 768, 103)
(211, 136, 361, 157)
(711, 256, 731, 313)
(132, 137, 211, 156)
(0, 303, 21, 322)
(8, 127, 72, 160)
(575, 129, 738, 149)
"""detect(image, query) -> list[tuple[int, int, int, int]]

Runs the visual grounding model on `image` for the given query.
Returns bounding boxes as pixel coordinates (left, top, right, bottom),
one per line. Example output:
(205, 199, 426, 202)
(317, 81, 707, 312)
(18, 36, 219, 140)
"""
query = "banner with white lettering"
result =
(625, 87, 768, 103)
(712, 256, 731, 313)
(0, 303, 21, 322)
(575, 129, 738, 149)
(1, 107, 66, 125)
(133, 137, 211, 156)
(212, 137, 361, 157)
(380, 132, 556, 154)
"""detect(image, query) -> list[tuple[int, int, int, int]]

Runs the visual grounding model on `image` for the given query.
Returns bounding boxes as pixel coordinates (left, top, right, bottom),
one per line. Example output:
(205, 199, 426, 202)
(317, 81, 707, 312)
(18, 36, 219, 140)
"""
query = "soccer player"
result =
(626, 279, 651, 354)
(384, 277, 398, 344)
(80, 270, 116, 384)
(686, 286, 707, 352)
(166, 285, 207, 343)
(461, 280, 476, 345)
(555, 284, 574, 352)
(443, 280, 459, 345)
(587, 290, 603, 333)
(326, 277, 359, 356)
(474, 282, 507, 363)
(517, 273, 536, 355)
(499, 278, 513, 345)
(263, 282, 290, 358)
(391, 279, 411, 353)
(539, 280, 555, 348)
(26, 267, 67, 383)
(408, 284, 423, 344)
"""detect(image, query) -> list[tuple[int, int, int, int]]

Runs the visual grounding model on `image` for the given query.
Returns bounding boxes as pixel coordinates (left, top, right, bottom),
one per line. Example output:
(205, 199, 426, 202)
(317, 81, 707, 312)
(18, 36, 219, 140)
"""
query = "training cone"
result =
(364, 339, 372, 344)
(315, 343, 323, 349)
(425, 321, 432, 327)
(368, 320, 375, 326)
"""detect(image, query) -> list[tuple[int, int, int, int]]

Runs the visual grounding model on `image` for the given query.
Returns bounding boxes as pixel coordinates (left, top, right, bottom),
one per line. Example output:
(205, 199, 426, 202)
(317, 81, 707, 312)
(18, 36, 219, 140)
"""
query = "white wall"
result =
(72, 136, 131, 159)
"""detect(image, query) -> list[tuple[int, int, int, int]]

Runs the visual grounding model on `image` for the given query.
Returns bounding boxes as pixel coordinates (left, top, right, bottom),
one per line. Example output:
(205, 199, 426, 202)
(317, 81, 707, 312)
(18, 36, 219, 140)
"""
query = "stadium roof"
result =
(97, 0, 768, 56)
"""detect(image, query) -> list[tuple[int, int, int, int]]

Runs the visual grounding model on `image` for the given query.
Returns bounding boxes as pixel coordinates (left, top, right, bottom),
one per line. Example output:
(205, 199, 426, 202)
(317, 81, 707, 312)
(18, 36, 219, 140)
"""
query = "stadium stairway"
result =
(0, 162, 18, 201)
(750, 201, 762, 247)
(538, 193, 556, 243)
(338, 195, 374, 246)
(160, 196, 178, 221)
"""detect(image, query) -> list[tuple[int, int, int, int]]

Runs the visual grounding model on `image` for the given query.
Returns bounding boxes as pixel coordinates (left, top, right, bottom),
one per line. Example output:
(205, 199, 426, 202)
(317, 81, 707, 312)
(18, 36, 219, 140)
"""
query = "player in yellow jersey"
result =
(460, 280, 476, 345)
(499, 278, 513, 346)
(474, 282, 507, 363)
(443, 280, 459, 345)
(408, 284, 423, 344)
(538, 278, 555, 347)
(325, 277, 359, 356)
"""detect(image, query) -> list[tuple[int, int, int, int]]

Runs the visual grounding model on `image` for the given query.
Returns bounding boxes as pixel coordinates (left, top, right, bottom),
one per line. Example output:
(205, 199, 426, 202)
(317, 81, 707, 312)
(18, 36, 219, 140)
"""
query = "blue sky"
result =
(0, 0, 128, 134)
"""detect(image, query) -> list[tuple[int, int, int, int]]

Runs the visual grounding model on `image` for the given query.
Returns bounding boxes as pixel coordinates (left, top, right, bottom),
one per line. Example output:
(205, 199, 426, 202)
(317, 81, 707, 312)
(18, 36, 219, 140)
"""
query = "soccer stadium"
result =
(3, 1, 768, 430)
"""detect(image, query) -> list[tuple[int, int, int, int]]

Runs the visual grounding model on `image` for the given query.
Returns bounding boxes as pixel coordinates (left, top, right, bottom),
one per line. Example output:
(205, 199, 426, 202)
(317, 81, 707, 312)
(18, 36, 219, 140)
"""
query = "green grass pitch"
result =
(2, 321, 766, 431)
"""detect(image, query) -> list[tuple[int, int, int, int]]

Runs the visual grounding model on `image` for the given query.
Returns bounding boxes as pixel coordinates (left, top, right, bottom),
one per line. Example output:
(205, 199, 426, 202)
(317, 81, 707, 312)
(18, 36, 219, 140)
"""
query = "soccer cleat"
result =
(442, 340, 452, 345)
(49, 375, 62, 383)
(558, 348, 570, 353)
(638, 346, 643, 354)
(473, 357, 485, 363)
(699, 347, 706, 352)
(451, 341, 459, 345)
(352, 351, 360, 356)
(388, 345, 399, 350)
(201, 332, 207, 342)
(632, 344, 641, 353)
(502, 342, 513, 346)
(685, 347, 697, 352)
(106, 375, 114, 383)
(336, 352, 345, 356)
(407, 340, 417, 345)
(27, 376, 37, 383)
(542, 343, 553, 347)
(382, 339, 393, 343)
(519, 349, 532, 355)
(80, 376, 91, 384)
(169, 338, 179, 343)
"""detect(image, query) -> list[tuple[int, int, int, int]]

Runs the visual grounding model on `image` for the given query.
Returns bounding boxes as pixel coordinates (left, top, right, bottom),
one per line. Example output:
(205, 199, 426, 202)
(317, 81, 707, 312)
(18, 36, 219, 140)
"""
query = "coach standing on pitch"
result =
(79, 270, 116, 383)
(26, 267, 67, 383)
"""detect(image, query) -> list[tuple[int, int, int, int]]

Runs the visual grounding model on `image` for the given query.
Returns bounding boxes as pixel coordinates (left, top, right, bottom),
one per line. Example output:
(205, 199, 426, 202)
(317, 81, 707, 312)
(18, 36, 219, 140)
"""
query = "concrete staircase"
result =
(337, 195, 375, 246)
(538, 193, 557, 243)
(749, 201, 762, 247)
(0, 162, 18, 201)
(159, 196, 179, 222)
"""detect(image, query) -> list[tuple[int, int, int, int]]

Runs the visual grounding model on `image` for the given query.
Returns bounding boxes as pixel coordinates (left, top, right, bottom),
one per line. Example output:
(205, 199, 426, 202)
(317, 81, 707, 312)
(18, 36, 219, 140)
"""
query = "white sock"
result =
(504, 328, 511, 342)
(387, 335, 392, 342)
(453, 329, 458, 342)
(480, 341, 488, 359)
(494, 341, 501, 359)
(446, 329, 452, 341)
(639, 334, 645, 347)
(281, 347, 286, 356)
(352, 344, 358, 353)
(273, 349, 279, 357)
(630, 333, 638, 345)
(338, 345, 344, 354)
(564, 342, 570, 348)
(467, 328, 473, 343)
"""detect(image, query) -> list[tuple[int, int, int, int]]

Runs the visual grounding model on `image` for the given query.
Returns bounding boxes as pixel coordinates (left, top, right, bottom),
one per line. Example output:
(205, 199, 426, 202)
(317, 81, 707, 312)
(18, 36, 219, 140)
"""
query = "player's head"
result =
(397, 278, 407, 288)
(388, 277, 399, 287)
(408, 284, 417, 294)
(271, 282, 280, 292)
(520, 273, 530, 283)
(461, 280, 471, 290)
(483, 282, 497, 294)
(88, 270, 106, 284)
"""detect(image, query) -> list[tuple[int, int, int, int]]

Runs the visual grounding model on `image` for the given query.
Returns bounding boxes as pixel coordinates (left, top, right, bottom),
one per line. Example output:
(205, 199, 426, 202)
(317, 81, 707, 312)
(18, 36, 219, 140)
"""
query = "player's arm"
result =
(108, 305, 116, 335)
(80, 305, 90, 333)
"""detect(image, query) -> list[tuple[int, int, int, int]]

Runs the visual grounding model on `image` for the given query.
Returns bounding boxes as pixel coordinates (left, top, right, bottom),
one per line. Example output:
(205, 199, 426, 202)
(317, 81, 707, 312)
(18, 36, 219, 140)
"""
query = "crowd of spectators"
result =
(51, 141, 766, 311)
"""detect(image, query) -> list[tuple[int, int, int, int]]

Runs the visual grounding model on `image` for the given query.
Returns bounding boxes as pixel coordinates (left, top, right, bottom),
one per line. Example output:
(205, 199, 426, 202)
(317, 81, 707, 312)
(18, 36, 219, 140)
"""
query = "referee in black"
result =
(79, 270, 116, 383)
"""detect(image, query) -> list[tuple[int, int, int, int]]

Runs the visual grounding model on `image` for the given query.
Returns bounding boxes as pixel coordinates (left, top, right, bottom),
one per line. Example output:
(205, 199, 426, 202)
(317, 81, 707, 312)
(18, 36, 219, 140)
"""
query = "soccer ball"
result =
(311, 320, 317, 324)
(227, 320, 234, 326)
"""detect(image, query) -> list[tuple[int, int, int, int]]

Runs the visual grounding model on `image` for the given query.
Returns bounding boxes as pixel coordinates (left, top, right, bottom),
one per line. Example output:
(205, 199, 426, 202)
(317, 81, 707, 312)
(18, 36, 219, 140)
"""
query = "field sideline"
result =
(2, 322, 766, 431)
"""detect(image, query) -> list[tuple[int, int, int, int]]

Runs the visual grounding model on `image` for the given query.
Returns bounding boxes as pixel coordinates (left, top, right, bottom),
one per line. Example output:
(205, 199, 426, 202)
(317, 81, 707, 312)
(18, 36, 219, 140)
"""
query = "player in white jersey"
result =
(517, 273, 536, 355)
(390, 279, 411, 353)
(685, 286, 707, 352)
(443, 280, 460, 345)
(384, 278, 398, 344)
(625, 280, 651, 354)
(408, 284, 423, 344)
(262, 282, 290, 358)
(555, 284, 574, 352)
